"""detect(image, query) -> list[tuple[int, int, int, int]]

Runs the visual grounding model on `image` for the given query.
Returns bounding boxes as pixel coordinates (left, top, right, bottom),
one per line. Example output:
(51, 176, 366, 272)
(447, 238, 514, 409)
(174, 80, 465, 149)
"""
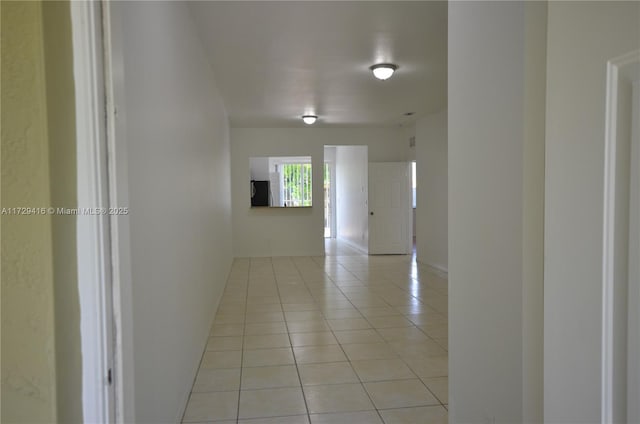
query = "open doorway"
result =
(323, 162, 335, 238)
(323, 146, 337, 239)
(324, 145, 369, 255)
(412, 160, 417, 252)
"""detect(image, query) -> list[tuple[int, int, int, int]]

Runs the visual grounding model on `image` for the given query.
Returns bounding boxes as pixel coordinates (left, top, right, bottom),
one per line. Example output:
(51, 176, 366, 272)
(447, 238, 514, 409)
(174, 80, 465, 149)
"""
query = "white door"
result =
(368, 162, 412, 254)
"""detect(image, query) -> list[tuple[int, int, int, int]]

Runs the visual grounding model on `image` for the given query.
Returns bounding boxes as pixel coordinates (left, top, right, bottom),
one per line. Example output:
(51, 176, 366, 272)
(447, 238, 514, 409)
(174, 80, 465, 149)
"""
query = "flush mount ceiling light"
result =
(370, 63, 398, 80)
(302, 115, 318, 125)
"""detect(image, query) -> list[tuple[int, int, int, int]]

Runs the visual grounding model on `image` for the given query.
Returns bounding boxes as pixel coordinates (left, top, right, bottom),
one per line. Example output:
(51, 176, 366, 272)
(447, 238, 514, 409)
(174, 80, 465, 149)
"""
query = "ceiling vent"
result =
(409, 136, 416, 148)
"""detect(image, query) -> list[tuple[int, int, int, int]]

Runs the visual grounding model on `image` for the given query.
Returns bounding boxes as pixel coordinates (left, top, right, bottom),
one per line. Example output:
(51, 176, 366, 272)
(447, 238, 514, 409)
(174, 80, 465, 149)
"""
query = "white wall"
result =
(544, 2, 640, 422)
(119, 2, 233, 422)
(249, 157, 270, 180)
(404, 124, 417, 162)
(415, 110, 448, 272)
(448, 2, 546, 422)
(230, 127, 408, 257)
(521, 4, 547, 422)
(336, 146, 369, 252)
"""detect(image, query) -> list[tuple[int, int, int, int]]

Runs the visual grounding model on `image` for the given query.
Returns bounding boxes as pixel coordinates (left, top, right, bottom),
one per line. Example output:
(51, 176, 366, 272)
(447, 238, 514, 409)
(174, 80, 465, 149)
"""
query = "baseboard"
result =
(335, 237, 369, 255)
(417, 259, 448, 276)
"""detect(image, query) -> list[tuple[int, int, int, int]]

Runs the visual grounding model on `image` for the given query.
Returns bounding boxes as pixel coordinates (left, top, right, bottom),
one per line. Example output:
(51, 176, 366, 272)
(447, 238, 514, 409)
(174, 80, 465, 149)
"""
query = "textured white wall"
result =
(119, 2, 233, 422)
(230, 127, 407, 257)
(544, 2, 640, 421)
(1, 3, 58, 421)
(415, 110, 448, 272)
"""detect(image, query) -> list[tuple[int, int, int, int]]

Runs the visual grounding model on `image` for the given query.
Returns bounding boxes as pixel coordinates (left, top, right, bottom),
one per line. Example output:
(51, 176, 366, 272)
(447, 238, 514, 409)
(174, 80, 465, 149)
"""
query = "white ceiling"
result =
(189, 1, 447, 128)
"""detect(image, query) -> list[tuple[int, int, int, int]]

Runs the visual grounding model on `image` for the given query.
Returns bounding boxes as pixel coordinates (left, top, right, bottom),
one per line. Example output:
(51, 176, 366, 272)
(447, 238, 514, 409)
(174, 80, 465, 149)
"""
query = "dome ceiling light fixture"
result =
(302, 115, 318, 125)
(370, 63, 398, 81)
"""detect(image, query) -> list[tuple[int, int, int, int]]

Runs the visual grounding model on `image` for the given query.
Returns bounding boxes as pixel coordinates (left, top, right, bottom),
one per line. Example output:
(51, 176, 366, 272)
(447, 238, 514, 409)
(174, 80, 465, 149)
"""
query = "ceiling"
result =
(188, 1, 447, 128)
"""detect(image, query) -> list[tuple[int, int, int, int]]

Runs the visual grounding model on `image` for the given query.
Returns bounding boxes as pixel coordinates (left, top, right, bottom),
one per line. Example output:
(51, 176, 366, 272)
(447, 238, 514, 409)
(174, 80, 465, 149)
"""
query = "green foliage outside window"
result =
(282, 163, 312, 206)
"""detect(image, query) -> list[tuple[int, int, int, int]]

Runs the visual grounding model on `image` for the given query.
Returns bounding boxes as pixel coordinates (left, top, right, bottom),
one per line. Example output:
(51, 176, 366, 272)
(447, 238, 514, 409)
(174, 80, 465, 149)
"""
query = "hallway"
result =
(182, 245, 449, 423)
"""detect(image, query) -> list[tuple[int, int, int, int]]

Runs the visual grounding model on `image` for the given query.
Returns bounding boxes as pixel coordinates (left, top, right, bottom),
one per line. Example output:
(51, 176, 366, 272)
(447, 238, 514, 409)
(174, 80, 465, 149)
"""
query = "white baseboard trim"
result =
(417, 259, 448, 276)
(335, 237, 369, 255)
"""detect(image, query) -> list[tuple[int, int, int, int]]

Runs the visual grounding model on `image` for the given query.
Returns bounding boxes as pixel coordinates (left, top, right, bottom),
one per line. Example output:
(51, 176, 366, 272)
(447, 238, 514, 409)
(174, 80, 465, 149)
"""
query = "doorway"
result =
(324, 145, 368, 255)
(323, 161, 335, 238)
(323, 146, 337, 239)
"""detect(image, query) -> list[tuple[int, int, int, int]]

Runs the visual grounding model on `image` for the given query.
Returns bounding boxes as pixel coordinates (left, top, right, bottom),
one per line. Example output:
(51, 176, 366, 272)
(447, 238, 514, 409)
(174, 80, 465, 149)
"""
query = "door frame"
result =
(71, 1, 133, 422)
(70, 1, 115, 422)
(602, 49, 640, 423)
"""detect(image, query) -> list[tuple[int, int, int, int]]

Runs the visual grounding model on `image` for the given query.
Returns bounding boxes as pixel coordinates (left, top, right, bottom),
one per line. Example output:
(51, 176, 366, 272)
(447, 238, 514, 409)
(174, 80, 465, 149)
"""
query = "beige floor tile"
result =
(364, 379, 439, 409)
(241, 364, 300, 389)
(433, 337, 448, 350)
(287, 320, 331, 333)
(192, 368, 241, 392)
(214, 313, 246, 324)
(366, 316, 414, 329)
(200, 350, 242, 369)
(310, 410, 383, 424)
(376, 326, 429, 342)
(281, 297, 316, 306)
(246, 296, 281, 305)
(303, 383, 374, 414)
(403, 356, 448, 378)
(245, 321, 288, 335)
(388, 340, 448, 358)
(285, 310, 325, 322)
(419, 324, 448, 339)
(239, 387, 306, 419)
(290, 332, 338, 347)
(315, 299, 354, 310)
(404, 312, 447, 326)
(189, 253, 450, 422)
(206, 336, 243, 351)
(182, 391, 238, 422)
(333, 329, 384, 345)
(298, 362, 359, 385)
(293, 345, 347, 364)
(210, 323, 244, 337)
(327, 318, 372, 331)
(392, 304, 434, 315)
(341, 343, 398, 361)
(243, 347, 295, 367)
(238, 415, 310, 424)
(250, 303, 284, 313)
(422, 376, 448, 404)
(378, 405, 448, 424)
(357, 307, 401, 318)
(244, 333, 291, 350)
(350, 299, 389, 308)
(351, 359, 416, 382)
(245, 311, 285, 323)
(282, 303, 320, 312)
(321, 309, 362, 319)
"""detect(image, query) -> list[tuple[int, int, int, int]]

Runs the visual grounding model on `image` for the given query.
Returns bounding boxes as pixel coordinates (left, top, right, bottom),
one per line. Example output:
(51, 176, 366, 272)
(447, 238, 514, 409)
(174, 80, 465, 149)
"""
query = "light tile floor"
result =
(183, 240, 448, 424)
